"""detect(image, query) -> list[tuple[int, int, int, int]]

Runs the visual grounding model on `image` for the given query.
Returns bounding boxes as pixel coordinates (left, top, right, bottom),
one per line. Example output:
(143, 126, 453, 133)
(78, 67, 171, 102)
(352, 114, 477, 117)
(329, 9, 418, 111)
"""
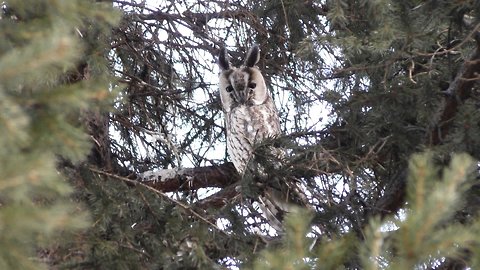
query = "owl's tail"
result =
(257, 179, 312, 233)
(258, 188, 289, 233)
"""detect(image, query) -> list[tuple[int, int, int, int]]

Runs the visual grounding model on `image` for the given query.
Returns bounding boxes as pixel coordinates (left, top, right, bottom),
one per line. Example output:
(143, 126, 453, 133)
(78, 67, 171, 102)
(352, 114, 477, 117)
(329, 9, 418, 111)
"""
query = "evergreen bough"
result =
(255, 153, 479, 269)
(0, 1, 118, 269)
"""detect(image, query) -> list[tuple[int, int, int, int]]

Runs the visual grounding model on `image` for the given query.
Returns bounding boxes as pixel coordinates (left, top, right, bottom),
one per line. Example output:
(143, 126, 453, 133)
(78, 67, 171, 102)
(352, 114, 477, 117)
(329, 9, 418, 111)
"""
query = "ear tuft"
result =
(245, 45, 260, 67)
(218, 47, 231, 71)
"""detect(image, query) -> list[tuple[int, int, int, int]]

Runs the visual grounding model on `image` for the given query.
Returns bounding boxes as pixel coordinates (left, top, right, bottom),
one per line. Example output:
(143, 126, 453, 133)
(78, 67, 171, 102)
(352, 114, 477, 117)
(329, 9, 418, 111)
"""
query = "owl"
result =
(218, 45, 281, 175)
(218, 45, 287, 232)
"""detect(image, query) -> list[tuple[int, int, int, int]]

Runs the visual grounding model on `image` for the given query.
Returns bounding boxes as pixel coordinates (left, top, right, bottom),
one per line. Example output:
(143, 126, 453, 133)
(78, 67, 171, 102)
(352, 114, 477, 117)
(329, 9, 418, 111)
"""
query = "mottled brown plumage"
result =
(218, 45, 281, 175)
(218, 45, 286, 232)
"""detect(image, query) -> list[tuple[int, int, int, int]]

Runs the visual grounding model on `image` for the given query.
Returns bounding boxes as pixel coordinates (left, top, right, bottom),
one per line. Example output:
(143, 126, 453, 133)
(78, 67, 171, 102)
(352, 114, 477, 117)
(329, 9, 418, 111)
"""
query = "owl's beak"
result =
(233, 86, 249, 104)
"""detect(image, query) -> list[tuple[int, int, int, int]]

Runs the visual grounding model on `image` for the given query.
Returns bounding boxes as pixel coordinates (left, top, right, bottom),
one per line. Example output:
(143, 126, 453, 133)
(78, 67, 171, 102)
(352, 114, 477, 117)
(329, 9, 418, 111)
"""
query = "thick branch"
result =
(430, 33, 480, 145)
(139, 162, 239, 192)
(370, 169, 408, 218)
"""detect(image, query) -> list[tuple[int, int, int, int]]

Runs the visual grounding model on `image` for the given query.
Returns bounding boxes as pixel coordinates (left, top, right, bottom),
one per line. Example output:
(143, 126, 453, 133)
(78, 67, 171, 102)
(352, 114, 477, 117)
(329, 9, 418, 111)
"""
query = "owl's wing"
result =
(226, 99, 280, 175)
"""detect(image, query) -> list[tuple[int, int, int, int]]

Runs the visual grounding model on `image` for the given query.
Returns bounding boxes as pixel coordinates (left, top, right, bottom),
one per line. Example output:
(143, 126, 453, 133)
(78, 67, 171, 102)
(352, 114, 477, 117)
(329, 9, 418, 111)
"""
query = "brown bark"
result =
(430, 32, 480, 145)
(140, 162, 239, 192)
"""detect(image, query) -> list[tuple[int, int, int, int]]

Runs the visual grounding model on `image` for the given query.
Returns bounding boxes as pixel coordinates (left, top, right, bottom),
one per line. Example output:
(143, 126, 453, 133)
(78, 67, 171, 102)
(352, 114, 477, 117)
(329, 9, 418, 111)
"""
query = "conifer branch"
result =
(194, 184, 241, 209)
(89, 167, 231, 237)
(430, 30, 480, 145)
(372, 28, 480, 221)
(137, 162, 239, 192)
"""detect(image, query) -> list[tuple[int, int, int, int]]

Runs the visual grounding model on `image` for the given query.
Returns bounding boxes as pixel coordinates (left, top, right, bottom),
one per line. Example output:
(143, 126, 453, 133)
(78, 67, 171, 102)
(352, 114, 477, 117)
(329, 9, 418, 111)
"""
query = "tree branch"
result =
(138, 162, 239, 192)
(90, 167, 231, 237)
(371, 32, 480, 220)
(430, 32, 480, 145)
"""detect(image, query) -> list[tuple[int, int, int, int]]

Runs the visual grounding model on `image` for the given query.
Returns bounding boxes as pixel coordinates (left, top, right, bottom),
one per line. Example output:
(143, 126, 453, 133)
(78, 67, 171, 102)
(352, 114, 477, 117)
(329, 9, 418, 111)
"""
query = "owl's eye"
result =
(226, 85, 234, 92)
(248, 82, 256, 89)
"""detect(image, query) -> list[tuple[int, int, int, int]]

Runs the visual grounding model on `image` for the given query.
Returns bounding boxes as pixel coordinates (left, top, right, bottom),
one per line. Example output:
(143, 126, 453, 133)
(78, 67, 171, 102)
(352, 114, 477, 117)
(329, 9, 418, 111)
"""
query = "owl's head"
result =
(218, 45, 269, 112)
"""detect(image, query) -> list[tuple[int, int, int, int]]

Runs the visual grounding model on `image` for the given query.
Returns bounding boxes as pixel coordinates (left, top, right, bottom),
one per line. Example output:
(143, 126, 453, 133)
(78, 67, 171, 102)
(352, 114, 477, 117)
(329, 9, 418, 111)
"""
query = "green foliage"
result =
(361, 153, 479, 269)
(255, 153, 480, 269)
(59, 168, 238, 269)
(390, 153, 476, 269)
(253, 208, 315, 270)
(38, 0, 480, 268)
(254, 208, 355, 270)
(0, 0, 119, 269)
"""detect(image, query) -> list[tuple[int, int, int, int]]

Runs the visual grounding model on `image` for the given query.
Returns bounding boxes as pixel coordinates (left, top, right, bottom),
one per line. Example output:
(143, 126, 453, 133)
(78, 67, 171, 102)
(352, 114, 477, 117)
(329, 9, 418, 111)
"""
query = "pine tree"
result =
(0, 0, 118, 269)
(14, 0, 480, 269)
(255, 153, 478, 270)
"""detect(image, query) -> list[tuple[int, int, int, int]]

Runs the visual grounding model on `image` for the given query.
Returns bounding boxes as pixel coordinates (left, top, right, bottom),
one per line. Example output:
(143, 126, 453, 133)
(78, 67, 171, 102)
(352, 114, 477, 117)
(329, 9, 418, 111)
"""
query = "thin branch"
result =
(415, 23, 480, 57)
(371, 31, 480, 220)
(89, 167, 230, 237)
